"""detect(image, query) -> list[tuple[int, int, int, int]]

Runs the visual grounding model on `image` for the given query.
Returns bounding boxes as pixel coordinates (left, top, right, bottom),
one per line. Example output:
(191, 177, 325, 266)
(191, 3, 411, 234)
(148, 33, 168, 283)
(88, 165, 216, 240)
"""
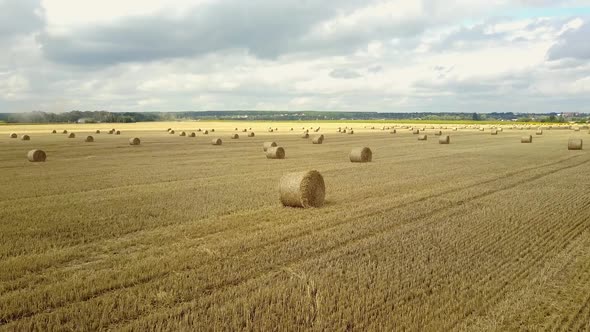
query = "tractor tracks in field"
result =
(1, 154, 588, 328)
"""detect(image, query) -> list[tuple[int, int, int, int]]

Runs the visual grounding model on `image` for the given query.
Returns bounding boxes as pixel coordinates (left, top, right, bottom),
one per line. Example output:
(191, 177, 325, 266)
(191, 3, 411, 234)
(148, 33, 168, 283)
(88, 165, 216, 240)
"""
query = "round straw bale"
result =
(96, 130, 101, 134)
(52, 130, 57, 134)
(337, 128, 341, 133)
(266, 146, 285, 159)
(263, 141, 277, 151)
(235, 128, 238, 131)
(521, 135, 532, 143)
(279, 170, 325, 208)
(248, 132, 255, 137)
(574, 127, 580, 131)
(115, 131, 121, 135)
(390, 129, 397, 134)
(242, 129, 247, 132)
(312, 135, 324, 144)
(211, 138, 222, 145)
(268, 129, 274, 132)
(439, 135, 450, 144)
(197, 128, 202, 132)
(85, 136, 94, 142)
(301, 133, 309, 138)
(349, 147, 372, 162)
(27, 149, 46, 162)
(68, 133, 76, 138)
(568, 138, 583, 150)
(203, 130, 209, 134)
(231, 134, 239, 139)
(491, 129, 498, 135)
(290, 128, 294, 131)
(167, 128, 172, 132)
(498, 128, 503, 132)
(9, 133, 17, 138)
(418, 134, 427, 141)
(434, 130, 442, 136)
(348, 130, 354, 134)
(111, 128, 116, 132)
(129, 137, 141, 145)
(108, 130, 114, 134)
(189, 132, 196, 137)
(479, 128, 485, 131)
(452, 127, 458, 131)
(21, 135, 30, 141)
(536, 130, 543, 135)
(179, 131, 186, 136)
(62, 130, 68, 134)
(341, 129, 347, 134)
(413, 129, 420, 134)
(314, 127, 320, 132)
(169, 130, 175, 134)
(211, 129, 215, 132)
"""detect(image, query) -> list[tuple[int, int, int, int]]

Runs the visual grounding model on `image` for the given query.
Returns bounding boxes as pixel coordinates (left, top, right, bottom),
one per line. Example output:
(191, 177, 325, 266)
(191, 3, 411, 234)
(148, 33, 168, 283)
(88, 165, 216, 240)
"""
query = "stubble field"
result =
(0, 121, 589, 331)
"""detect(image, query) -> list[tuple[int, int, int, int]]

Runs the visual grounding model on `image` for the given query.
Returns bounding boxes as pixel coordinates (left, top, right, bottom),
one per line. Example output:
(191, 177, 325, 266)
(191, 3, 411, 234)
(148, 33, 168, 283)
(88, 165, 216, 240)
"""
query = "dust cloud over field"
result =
(0, 122, 589, 331)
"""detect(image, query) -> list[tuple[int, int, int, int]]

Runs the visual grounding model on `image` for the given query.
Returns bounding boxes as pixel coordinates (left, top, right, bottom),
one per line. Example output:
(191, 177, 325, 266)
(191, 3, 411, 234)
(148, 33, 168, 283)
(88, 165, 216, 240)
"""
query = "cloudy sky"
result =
(1, 0, 589, 113)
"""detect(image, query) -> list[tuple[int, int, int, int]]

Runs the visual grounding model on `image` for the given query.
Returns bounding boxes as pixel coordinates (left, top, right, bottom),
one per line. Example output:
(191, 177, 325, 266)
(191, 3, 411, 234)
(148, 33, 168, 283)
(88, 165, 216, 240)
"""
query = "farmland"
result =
(0, 121, 589, 331)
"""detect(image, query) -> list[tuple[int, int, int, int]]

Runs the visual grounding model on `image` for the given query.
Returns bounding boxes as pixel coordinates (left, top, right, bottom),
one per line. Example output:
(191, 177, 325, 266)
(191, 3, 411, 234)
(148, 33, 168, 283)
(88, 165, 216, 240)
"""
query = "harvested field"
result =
(0, 121, 589, 331)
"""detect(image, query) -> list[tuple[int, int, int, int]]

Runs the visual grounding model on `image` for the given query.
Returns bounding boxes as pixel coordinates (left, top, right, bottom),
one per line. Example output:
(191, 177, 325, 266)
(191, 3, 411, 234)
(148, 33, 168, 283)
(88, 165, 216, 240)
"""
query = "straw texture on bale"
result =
(568, 139, 583, 150)
(390, 129, 397, 134)
(108, 130, 114, 134)
(169, 130, 175, 134)
(129, 137, 141, 145)
(189, 132, 196, 137)
(27, 149, 46, 162)
(52, 130, 57, 134)
(211, 138, 222, 145)
(279, 170, 325, 208)
(62, 130, 68, 134)
(301, 133, 309, 138)
(9, 133, 17, 138)
(248, 132, 255, 137)
(349, 147, 372, 163)
(21, 135, 30, 141)
(179, 131, 186, 136)
(439, 135, 450, 144)
(266, 146, 285, 159)
(434, 130, 442, 136)
(204, 130, 208, 134)
(263, 141, 278, 152)
(96, 130, 101, 134)
(68, 133, 76, 138)
(85, 136, 94, 142)
(231, 134, 239, 139)
(491, 129, 498, 135)
(521, 135, 532, 143)
(312, 135, 324, 144)
(413, 129, 420, 134)
(418, 135, 427, 141)
(536, 130, 543, 135)
(115, 131, 121, 135)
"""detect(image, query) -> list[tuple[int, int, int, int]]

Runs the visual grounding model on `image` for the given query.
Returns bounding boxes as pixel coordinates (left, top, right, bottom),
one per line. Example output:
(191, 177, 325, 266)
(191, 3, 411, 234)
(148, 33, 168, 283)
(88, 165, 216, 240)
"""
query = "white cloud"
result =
(1, 0, 590, 113)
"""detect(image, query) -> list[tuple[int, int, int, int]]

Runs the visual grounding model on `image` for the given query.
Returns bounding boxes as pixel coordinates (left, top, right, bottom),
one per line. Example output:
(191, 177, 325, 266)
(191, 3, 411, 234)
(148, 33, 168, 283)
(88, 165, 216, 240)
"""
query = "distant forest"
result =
(0, 110, 588, 123)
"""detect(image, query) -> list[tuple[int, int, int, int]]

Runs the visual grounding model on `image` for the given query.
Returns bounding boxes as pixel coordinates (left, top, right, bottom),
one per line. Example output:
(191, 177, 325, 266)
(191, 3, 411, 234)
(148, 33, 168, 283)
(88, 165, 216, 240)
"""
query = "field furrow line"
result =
(1, 153, 585, 327)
